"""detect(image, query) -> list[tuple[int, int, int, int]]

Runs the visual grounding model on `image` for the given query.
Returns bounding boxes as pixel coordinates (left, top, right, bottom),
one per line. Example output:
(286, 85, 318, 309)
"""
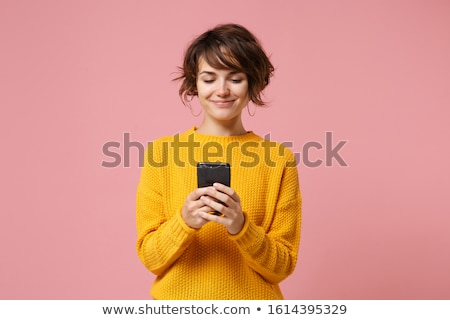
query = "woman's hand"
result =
(198, 183, 245, 235)
(181, 187, 215, 229)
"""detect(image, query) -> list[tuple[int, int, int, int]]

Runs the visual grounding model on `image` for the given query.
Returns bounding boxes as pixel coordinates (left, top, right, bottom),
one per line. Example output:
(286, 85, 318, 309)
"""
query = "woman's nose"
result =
(216, 81, 230, 96)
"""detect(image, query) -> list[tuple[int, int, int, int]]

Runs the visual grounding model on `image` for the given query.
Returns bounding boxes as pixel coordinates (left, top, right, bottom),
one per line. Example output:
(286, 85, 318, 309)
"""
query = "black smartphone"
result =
(197, 162, 230, 215)
(197, 162, 230, 188)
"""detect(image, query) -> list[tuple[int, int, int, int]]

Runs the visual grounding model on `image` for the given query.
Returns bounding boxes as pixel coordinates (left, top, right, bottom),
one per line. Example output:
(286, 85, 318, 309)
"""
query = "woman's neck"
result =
(195, 118, 247, 136)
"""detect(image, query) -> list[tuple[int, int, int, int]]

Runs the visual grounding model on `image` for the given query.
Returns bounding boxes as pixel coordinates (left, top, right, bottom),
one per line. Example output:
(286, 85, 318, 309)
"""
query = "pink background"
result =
(1, 0, 449, 299)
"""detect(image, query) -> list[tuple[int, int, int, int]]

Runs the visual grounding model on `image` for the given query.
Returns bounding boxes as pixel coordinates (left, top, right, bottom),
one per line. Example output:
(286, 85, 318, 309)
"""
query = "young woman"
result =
(136, 23, 301, 299)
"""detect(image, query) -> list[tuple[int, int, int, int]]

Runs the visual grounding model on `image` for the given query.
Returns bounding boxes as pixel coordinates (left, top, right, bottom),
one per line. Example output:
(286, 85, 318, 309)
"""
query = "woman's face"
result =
(196, 58, 250, 123)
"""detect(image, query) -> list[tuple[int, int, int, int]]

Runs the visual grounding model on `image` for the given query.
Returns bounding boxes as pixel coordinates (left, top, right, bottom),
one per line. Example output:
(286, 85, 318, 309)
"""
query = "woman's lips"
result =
(211, 100, 235, 107)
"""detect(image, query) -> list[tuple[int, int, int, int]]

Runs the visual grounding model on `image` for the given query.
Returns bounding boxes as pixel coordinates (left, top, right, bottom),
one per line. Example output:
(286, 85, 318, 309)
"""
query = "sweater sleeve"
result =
(136, 140, 197, 276)
(230, 148, 302, 284)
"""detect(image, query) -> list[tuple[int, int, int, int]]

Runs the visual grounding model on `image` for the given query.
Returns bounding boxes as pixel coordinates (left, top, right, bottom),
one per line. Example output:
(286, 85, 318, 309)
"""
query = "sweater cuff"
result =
(229, 212, 264, 250)
(169, 207, 198, 247)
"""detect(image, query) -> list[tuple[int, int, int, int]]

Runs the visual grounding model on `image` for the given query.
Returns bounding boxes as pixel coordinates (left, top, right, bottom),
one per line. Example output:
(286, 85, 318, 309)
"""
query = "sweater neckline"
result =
(189, 126, 258, 142)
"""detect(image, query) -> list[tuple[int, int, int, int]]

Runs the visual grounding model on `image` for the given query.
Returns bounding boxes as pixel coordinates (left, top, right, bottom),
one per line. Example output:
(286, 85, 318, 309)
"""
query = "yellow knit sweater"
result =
(136, 127, 301, 299)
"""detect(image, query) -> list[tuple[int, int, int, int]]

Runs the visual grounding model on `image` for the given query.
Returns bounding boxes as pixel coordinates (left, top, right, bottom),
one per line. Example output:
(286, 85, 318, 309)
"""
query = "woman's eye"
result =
(203, 79, 214, 83)
(231, 79, 243, 83)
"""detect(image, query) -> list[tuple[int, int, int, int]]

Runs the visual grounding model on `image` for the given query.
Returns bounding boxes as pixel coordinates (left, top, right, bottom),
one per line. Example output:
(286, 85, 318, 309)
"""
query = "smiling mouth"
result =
(211, 100, 235, 106)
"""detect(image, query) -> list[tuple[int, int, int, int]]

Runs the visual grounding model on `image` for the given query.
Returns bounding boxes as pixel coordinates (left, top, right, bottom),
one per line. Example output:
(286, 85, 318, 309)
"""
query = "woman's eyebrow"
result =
(198, 71, 216, 76)
(198, 70, 243, 76)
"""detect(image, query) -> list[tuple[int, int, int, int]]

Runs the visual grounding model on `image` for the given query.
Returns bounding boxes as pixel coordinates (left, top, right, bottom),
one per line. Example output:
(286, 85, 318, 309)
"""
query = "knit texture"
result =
(136, 127, 301, 299)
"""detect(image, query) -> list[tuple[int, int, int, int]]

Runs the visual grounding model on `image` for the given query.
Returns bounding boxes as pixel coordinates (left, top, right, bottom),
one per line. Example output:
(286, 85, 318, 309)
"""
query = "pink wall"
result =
(1, 0, 449, 299)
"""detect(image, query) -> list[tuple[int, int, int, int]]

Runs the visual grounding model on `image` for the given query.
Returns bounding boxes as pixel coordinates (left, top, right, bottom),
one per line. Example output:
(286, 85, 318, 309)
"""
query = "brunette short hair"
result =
(175, 23, 274, 106)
